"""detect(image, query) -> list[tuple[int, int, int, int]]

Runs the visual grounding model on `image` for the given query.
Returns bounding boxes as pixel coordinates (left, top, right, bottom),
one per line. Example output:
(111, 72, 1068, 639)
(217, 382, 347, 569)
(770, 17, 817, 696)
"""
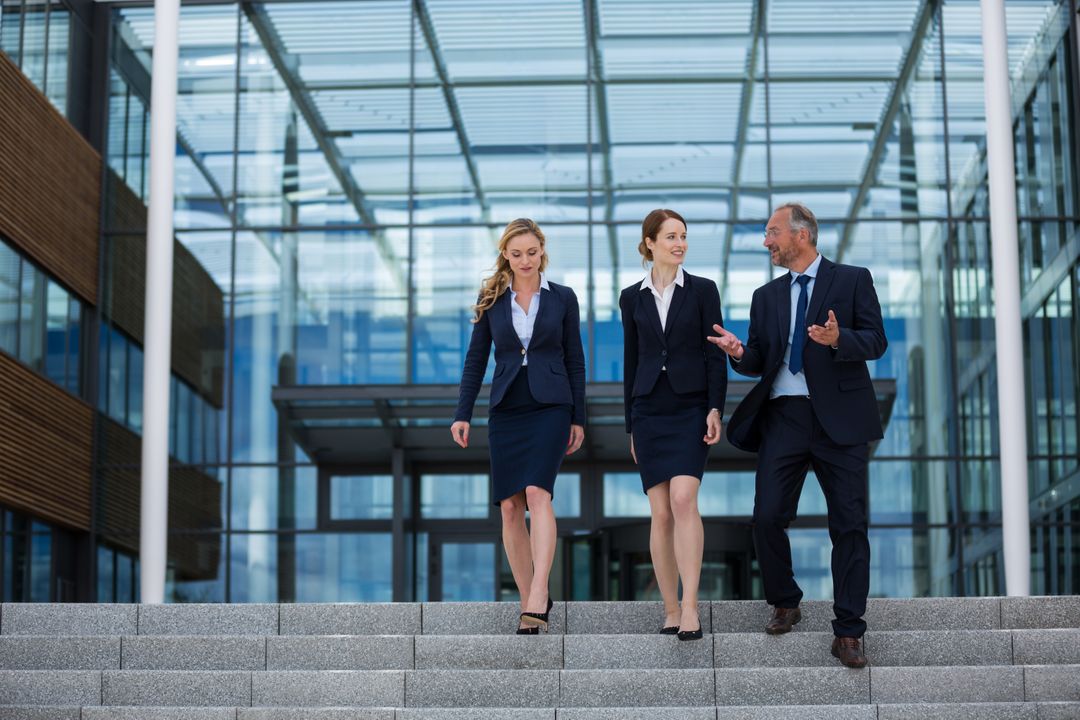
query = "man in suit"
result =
(708, 202, 887, 668)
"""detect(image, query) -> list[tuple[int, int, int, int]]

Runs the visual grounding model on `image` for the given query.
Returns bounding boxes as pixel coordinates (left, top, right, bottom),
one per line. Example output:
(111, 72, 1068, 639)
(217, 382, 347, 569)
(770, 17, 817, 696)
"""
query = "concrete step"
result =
(3, 596, 1079, 637)
(5, 629, 1080, 671)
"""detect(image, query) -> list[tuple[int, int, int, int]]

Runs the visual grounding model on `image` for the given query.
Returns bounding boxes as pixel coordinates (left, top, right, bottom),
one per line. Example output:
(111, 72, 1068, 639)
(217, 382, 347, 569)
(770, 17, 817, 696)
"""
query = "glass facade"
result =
(89, 0, 1080, 603)
(2, 0, 1078, 602)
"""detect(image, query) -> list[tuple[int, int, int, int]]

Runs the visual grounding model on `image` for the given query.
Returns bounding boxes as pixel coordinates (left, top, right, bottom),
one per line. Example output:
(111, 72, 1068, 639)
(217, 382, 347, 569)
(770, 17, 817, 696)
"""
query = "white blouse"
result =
(509, 273, 550, 366)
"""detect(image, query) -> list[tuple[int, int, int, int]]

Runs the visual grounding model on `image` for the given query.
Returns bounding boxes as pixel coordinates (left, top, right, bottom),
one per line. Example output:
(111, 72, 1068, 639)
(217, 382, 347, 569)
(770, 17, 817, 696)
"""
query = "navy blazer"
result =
(726, 257, 888, 451)
(620, 271, 727, 433)
(454, 281, 586, 426)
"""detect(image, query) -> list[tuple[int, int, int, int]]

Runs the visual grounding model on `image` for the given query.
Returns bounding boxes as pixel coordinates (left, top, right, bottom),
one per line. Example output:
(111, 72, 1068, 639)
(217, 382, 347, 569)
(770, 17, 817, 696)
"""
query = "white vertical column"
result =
(140, 0, 181, 605)
(980, 0, 1030, 596)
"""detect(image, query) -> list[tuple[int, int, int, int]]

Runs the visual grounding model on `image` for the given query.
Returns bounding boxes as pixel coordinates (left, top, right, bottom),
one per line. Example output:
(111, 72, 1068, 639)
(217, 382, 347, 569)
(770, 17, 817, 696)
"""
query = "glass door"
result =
(428, 533, 498, 601)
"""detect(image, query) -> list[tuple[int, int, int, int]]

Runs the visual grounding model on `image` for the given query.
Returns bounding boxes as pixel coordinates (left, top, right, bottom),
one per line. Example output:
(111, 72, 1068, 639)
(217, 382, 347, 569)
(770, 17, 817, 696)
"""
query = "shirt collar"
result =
(790, 253, 822, 285)
(640, 265, 685, 293)
(511, 272, 549, 298)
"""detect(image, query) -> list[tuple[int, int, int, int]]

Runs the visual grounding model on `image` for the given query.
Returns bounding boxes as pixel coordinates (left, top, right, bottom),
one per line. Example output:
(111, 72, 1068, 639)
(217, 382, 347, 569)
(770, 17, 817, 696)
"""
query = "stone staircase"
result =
(1, 597, 1078, 719)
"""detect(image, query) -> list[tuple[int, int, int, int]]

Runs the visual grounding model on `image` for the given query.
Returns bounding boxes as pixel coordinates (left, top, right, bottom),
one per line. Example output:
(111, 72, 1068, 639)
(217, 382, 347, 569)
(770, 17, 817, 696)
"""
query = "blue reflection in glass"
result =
(295, 533, 393, 602)
(330, 475, 394, 520)
(421, 475, 489, 518)
(441, 542, 495, 601)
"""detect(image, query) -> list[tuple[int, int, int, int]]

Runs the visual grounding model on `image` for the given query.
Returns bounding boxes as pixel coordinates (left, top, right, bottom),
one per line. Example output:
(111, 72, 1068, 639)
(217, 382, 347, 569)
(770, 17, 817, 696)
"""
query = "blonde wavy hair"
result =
(472, 218, 549, 323)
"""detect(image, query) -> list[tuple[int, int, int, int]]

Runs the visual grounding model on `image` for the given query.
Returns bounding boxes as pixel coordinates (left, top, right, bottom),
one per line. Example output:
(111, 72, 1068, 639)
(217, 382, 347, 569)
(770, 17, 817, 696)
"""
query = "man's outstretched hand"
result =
(707, 324, 744, 360)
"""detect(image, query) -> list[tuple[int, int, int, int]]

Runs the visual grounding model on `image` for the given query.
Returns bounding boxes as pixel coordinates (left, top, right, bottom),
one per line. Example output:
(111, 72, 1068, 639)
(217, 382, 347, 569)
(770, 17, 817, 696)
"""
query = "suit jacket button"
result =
(661, 350, 668, 357)
(521, 348, 526, 355)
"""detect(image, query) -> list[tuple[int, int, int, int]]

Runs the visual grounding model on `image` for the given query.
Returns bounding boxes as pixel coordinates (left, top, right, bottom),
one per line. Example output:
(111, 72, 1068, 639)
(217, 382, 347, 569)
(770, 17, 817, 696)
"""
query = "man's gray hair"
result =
(776, 202, 818, 246)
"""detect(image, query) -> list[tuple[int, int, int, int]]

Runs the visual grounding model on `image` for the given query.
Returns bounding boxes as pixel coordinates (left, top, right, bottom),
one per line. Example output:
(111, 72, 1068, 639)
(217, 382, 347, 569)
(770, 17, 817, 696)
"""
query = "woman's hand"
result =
(703, 409, 722, 445)
(629, 435, 637, 464)
(451, 421, 470, 448)
(566, 424, 585, 455)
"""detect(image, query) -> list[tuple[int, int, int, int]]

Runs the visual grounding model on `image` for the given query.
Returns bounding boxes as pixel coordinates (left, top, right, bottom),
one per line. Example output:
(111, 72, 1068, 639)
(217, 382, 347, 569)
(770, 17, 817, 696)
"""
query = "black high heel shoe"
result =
(677, 627, 703, 641)
(659, 625, 680, 635)
(519, 596, 554, 631)
(516, 626, 540, 635)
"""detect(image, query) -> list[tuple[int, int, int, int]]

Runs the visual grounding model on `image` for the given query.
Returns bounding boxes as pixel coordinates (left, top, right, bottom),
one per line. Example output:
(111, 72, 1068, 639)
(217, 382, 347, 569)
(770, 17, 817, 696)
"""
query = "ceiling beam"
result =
(836, 0, 938, 262)
(721, 0, 765, 297)
(412, 0, 488, 218)
(242, 1, 407, 289)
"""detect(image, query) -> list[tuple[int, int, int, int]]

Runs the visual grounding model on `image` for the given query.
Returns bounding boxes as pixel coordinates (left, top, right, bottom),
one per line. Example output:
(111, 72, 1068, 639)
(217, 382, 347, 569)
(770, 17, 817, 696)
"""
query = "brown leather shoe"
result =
(831, 636, 867, 668)
(764, 606, 801, 635)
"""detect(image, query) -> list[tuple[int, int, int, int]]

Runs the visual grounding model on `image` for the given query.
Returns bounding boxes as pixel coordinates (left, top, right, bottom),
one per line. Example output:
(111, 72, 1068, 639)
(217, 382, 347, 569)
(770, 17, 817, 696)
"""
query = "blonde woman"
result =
(452, 218, 586, 634)
(620, 208, 726, 640)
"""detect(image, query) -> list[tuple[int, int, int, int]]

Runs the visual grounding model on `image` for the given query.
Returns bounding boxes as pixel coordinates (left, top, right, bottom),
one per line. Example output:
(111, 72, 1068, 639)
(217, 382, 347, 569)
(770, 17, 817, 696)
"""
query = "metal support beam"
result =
(585, 0, 619, 308)
(980, 0, 1030, 596)
(242, 2, 407, 290)
(721, 0, 765, 293)
(139, 0, 180, 605)
(413, 0, 488, 217)
(837, 0, 937, 261)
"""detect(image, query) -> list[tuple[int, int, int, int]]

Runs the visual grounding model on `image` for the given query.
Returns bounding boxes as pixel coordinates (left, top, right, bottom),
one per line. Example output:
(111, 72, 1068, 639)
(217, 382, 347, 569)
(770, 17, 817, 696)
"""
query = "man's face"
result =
(763, 208, 804, 269)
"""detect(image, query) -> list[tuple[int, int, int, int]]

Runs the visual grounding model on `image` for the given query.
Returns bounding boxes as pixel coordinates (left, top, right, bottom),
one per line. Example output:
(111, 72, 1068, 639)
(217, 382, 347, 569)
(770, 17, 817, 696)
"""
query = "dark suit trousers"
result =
(753, 396, 870, 638)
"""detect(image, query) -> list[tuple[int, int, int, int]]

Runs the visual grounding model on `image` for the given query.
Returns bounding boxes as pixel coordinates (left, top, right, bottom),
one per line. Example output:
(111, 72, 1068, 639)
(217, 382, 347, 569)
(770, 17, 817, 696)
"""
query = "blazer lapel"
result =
(500, 289, 514, 342)
(776, 276, 791, 351)
(532, 285, 553, 342)
(664, 276, 689, 338)
(638, 288, 666, 344)
(804, 257, 836, 326)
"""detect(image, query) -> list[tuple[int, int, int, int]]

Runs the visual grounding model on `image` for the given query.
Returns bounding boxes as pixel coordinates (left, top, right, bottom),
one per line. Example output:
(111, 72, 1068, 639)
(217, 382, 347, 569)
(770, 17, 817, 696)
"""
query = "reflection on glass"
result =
(0, 242, 18, 354)
(295, 533, 393, 602)
(550, 474, 581, 518)
(231, 466, 318, 531)
(421, 474, 489, 518)
(167, 533, 225, 602)
(330, 475, 394, 520)
(442, 542, 495, 602)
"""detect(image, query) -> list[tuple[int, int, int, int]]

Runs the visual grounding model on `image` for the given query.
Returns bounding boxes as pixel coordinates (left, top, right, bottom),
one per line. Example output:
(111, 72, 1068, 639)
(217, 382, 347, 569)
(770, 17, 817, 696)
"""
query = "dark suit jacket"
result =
(455, 281, 586, 426)
(726, 257, 887, 452)
(619, 271, 727, 433)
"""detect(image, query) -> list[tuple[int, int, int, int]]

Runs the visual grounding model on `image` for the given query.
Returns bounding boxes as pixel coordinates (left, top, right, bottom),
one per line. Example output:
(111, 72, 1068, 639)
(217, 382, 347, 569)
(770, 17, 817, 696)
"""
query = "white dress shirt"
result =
(771, 253, 822, 399)
(510, 273, 549, 366)
(640, 265, 685, 331)
(640, 266, 684, 371)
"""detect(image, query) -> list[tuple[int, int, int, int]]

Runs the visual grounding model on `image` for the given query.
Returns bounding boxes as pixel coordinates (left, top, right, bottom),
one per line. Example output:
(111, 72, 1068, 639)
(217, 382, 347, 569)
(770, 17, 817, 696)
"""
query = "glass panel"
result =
(127, 343, 143, 433)
(870, 526, 955, 597)
(96, 545, 115, 603)
(232, 229, 407, 462)
(441, 541, 495, 602)
(30, 521, 52, 602)
(107, 328, 127, 424)
(18, 261, 46, 371)
(0, 242, 18, 355)
(550, 473, 580, 518)
(111, 6, 237, 228)
(330, 474, 394, 521)
(229, 532, 278, 603)
(65, 296, 81, 395)
(603, 472, 648, 517)
(295, 533, 393, 602)
(167, 533, 225, 602)
(942, 0, 1064, 218)
(421, 474, 488, 518)
(43, 280, 67, 385)
(231, 465, 317, 531)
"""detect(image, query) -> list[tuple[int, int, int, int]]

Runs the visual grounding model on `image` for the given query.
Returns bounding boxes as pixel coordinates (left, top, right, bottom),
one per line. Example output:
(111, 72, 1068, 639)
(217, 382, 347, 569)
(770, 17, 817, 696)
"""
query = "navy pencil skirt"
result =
(488, 364, 572, 505)
(631, 371, 709, 493)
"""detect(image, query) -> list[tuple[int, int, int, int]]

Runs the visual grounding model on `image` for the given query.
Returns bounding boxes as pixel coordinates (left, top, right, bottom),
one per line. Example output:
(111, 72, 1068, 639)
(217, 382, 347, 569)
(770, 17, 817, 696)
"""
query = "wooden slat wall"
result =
(105, 172, 226, 408)
(0, 352, 93, 530)
(0, 52, 100, 304)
